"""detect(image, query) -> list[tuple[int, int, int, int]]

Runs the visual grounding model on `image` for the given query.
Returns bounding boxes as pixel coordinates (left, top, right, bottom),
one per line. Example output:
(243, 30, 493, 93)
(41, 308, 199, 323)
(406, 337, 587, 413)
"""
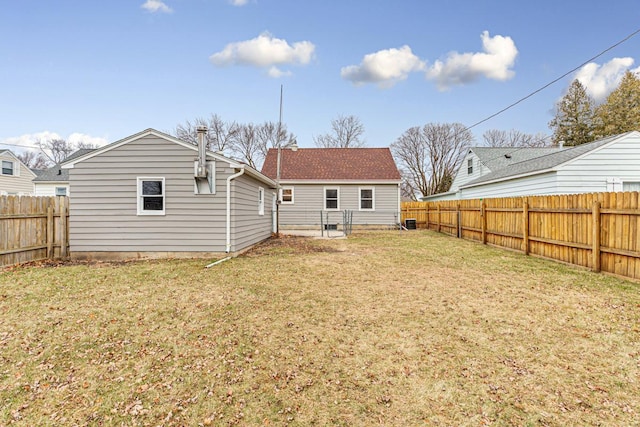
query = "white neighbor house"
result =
(424, 131, 640, 201)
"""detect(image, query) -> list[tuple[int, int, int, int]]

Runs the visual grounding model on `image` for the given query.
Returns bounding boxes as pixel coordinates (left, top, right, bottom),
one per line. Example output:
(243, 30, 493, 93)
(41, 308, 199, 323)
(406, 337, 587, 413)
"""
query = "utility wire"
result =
(464, 27, 640, 133)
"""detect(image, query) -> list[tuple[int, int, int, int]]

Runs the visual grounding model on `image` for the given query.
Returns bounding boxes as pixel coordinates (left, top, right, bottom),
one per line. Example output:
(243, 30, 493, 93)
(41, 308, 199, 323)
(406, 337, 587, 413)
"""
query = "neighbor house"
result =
(33, 148, 95, 197)
(424, 131, 640, 201)
(261, 147, 402, 229)
(0, 149, 36, 195)
(61, 128, 276, 259)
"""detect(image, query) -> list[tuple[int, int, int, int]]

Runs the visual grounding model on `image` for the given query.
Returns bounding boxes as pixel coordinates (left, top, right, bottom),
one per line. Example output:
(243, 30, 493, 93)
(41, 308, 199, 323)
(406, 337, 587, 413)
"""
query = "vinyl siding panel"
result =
(555, 134, 640, 193)
(461, 172, 558, 199)
(0, 153, 35, 195)
(69, 135, 232, 253)
(278, 183, 400, 226)
(231, 174, 273, 252)
(34, 183, 69, 196)
(450, 152, 486, 191)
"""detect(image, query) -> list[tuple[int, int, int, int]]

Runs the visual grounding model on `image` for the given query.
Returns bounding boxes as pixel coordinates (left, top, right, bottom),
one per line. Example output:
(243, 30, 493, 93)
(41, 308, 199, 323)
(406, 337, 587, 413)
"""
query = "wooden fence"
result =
(401, 192, 640, 281)
(0, 196, 69, 267)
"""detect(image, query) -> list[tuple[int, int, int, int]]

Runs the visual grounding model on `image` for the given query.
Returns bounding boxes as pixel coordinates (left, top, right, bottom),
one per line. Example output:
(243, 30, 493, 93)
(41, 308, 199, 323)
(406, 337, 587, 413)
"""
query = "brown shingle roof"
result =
(261, 147, 401, 181)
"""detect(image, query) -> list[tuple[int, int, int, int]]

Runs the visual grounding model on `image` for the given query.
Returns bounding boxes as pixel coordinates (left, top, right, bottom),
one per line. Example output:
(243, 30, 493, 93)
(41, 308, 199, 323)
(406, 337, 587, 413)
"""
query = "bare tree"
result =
(313, 115, 366, 148)
(16, 151, 50, 169)
(38, 138, 75, 164)
(482, 129, 550, 147)
(231, 124, 263, 169)
(175, 114, 239, 153)
(256, 121, 297, 157)
(391, 123, 474, 198)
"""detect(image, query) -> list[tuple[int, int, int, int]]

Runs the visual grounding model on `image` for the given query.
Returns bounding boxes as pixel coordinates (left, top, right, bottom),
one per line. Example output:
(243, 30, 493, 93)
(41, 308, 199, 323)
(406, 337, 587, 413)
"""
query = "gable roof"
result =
(471, 146, 565, 173)
(0, 149, 37, 178)
(60, 128, 275, 187)
(33, 148, 96, 182)
(261, 147, 401, 181)
(463, 132, 637, 188)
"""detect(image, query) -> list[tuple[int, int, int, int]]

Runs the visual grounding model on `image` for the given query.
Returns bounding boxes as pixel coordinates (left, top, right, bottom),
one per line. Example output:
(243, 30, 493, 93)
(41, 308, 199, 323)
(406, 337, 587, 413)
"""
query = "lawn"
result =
(1, 230, 639, 426)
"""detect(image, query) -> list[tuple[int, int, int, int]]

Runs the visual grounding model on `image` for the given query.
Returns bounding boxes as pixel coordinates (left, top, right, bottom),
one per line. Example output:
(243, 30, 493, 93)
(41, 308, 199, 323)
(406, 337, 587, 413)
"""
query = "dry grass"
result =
(1, 231, 639, 426)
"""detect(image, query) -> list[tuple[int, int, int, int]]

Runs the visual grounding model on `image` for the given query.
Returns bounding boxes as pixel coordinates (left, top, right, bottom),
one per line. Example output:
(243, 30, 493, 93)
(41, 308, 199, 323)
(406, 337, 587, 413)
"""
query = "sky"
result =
(2, 0, 640, 154)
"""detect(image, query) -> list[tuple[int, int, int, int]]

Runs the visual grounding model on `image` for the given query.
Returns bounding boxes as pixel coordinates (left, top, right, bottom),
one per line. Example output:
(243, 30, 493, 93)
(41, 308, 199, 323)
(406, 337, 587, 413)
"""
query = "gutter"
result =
(226, 168, 245, 253)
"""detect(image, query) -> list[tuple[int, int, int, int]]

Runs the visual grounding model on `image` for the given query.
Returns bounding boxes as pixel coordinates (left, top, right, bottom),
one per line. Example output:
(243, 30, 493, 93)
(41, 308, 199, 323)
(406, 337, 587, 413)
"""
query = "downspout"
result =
(226, 168, 245, 253)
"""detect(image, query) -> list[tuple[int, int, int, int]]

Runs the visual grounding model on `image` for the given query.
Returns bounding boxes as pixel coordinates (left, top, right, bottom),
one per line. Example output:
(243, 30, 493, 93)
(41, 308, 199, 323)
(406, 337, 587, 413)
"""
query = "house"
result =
(424, 131, 640, 201)
(33, 148, 95, 196)
(60, 128, 276, 259)
(261, 147, 402, 229)
(0, 149, 37, 195)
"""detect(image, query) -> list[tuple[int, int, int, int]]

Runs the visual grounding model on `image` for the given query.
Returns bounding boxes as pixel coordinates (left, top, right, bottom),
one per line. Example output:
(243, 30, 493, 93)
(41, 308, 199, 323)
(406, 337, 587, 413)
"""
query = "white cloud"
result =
(229, 0, 249, 5)
(426, 31, 518, 90)
(67, 133, 109, 147)
(209, 32, 315, 78)
(267, 66, 292, 78)
(0, 131, 108, 154)
(574, 57, 636, 103)
(141, 0, 172, 13)
(340, 45, 426, 88)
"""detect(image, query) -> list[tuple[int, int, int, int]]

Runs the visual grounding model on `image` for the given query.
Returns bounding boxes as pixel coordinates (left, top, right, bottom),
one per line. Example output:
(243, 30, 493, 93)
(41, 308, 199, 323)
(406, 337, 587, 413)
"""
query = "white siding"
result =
(278, 183, 400, 226)
(449, 152, 487, 191)
(461, 172, 558, 199)
(555, 134, 640, 193)
(34, 183, 70, 197)
(69, 135, 271, 254)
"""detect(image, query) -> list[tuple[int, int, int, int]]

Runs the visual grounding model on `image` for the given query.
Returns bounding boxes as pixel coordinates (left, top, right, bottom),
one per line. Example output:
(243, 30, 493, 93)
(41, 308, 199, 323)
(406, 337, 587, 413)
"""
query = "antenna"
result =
(275, 85, 283, 235)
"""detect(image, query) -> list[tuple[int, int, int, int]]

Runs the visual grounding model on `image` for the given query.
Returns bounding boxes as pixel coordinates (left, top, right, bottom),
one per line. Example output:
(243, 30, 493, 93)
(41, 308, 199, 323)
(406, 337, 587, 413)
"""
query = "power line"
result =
(464, 27, 640, 133)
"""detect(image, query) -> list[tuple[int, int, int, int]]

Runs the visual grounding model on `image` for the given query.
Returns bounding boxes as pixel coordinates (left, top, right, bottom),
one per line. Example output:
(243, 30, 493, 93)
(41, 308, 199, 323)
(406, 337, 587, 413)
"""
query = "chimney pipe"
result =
(196, 126, 208, 178)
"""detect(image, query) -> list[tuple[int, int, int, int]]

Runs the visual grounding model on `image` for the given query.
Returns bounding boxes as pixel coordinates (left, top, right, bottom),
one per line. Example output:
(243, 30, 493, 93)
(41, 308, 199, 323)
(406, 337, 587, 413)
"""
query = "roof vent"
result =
(290, 142, 298, 152)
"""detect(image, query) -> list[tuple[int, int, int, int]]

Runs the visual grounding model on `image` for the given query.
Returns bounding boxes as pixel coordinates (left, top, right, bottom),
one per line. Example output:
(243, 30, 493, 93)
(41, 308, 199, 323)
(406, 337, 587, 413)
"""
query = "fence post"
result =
(425, 204, 429, 230)
(437, 204, 441, 233)
(60, 199, 68, 258)
(46, 201, 54, 259)
(457, 204, 461, 238)
(481, 201, 487, 244)
(522, 201, 529, 255)
(592, 201, 601, 272)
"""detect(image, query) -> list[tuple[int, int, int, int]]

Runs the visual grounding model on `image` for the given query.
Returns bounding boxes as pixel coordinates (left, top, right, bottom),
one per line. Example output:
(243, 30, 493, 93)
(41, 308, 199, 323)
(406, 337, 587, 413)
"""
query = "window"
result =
(258, 187, 265, 216)
(55, 187, 67, 196)
(2, 160, 14, 176)
(623, 181, 640, 192)
(280, 187, 294, 204)
(137, 177, 165, 215)
(359, 187, 375, 210)
(467, 158, 473, 175)
(324, 187, 339, 210)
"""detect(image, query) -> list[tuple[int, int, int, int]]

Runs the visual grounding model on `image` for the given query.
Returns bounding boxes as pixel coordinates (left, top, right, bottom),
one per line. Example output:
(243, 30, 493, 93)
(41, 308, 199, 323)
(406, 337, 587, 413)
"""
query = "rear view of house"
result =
(61, 128, 275, 259)
(261, 147, 402, 229)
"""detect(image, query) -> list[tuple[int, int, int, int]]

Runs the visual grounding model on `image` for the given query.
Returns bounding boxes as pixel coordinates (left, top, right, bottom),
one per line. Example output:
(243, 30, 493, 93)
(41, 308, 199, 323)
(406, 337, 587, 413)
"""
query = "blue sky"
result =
(2, 0, 640, 152)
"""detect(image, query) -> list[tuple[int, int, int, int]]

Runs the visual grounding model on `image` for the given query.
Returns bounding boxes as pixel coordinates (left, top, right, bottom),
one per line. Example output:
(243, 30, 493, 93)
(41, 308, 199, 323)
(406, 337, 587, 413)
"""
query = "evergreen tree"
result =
(595, 71, 640, 137)
(548, 79, 595, 146)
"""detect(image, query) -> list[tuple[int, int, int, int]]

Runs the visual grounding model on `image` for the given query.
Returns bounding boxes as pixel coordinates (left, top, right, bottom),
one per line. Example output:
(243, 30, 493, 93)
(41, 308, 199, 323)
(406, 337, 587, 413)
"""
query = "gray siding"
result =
(278, 183, 400, 226)
(231, 174, 274, 252)
(0, 153, 35, 195)
(69, 135, 233, 253)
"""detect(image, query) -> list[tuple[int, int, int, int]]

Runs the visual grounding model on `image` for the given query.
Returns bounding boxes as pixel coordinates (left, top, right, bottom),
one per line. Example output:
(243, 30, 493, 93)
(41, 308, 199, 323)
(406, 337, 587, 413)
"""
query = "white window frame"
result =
(280, 186, 294, 204)
(359, 187, 375, 211)
(55, 187, 67, 196)
(623, 181, 640, 192)
(467, 158, 473, 175)
(137, 177, 165, 216)
(258, 187, 265, 216)
(324, 187, 340, 210)
(1, 160, 15, 176)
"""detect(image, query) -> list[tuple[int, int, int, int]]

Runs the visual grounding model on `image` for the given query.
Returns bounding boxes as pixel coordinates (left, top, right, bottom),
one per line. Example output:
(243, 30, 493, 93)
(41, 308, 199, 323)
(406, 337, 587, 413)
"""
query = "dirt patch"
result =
(241, 234, 342, 257)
